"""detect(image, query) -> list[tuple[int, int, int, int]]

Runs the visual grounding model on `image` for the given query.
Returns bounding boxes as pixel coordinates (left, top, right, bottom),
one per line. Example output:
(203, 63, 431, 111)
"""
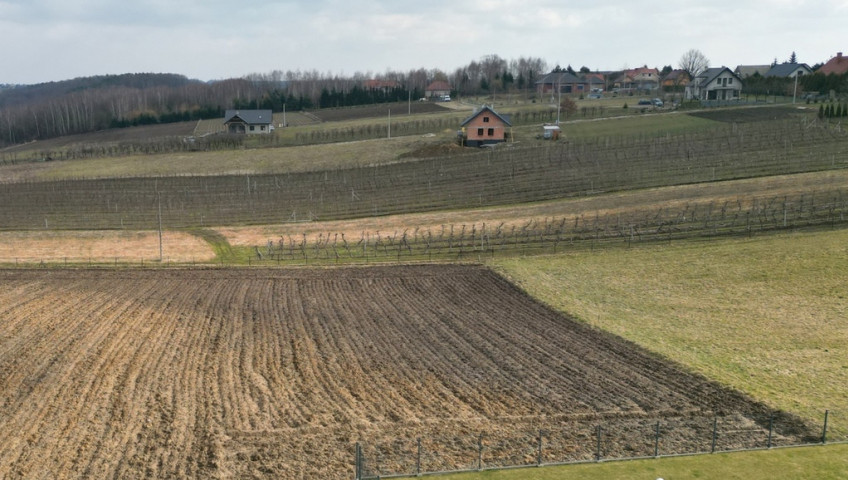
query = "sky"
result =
(2, 0, 847, 85)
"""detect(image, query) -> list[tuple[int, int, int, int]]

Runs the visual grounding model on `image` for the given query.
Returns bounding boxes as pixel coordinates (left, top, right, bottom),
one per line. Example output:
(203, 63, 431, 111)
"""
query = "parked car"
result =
(587, 93, 602, 99)
(637, 99, 652, 106)
(652, 98, 664, 107)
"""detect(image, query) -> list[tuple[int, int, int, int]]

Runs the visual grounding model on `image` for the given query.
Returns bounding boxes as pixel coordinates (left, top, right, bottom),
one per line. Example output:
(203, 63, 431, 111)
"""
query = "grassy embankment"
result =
(435, 444, 848, 480)
(493, 228, 848, 439)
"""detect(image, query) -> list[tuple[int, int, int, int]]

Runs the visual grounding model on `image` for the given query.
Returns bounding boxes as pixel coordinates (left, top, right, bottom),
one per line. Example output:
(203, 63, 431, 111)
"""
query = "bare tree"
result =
(678, 49, 710, 78)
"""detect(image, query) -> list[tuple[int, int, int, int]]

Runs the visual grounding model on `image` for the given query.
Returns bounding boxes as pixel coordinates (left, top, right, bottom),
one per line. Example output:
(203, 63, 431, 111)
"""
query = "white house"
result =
(223, 110, 274, 134)
(685, 67, 743, 101)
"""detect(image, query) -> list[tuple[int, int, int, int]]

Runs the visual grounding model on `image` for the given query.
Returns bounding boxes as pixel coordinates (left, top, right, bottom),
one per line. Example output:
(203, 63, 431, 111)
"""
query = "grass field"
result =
(434, 444, 848, 480)
(493, 228, 848, 439)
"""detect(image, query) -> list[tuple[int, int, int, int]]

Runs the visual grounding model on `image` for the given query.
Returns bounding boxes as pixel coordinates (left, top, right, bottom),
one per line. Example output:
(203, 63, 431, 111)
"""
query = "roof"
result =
(692, 67, 741, 87)
(425, 81, 451, 92)
(734, 65, 770, 78)
(663, 69, 690, 81)
(765, 63, 812, 77)
(460, 106, 512, 127)
(223, 110, 273, 125)
(537, 72, 579, 85)
(818, 52, 848, 75)
(536, 72, 603, 85)
(625, 67, 659, 77)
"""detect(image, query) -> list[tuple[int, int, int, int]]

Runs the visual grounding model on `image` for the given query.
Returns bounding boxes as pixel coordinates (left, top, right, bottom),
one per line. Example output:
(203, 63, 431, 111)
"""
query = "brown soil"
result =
(0, 266, 815, 479)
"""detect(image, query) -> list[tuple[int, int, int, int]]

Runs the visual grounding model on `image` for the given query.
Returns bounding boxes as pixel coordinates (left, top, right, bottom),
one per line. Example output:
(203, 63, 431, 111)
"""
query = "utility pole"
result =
(793, 73, 799, 104)
(387, 108, 391, 138)
(157, 192, 163, 262)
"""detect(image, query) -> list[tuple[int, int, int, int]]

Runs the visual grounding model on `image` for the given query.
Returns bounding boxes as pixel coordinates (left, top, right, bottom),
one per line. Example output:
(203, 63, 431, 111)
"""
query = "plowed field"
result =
(0, 266, 814, 479)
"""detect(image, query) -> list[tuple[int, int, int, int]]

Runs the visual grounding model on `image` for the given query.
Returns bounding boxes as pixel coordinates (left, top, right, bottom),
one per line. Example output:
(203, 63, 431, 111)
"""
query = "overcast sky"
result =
(2, 0, 847, 85)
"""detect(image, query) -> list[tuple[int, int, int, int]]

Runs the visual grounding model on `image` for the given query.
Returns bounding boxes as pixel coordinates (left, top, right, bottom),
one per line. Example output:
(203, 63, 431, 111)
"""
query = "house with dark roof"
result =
(458, 105, 512, 147)
(685, 67, 743, 101)
(535, 72, 606, 96)
(661, 70, 690, 90)
(765, 63, 812, 78)
(734, 65, 771, 78)
(818, 52, 848, 75)
(223, 110, 274, 134)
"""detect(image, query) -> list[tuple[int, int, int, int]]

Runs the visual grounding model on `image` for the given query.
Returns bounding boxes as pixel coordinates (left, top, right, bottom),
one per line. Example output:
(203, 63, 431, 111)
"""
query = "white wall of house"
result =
(686, 71, 742, 101)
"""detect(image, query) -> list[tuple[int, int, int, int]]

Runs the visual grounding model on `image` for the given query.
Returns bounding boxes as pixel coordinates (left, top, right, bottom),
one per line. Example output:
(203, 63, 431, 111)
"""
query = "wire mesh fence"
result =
(355, 410, 844, 479)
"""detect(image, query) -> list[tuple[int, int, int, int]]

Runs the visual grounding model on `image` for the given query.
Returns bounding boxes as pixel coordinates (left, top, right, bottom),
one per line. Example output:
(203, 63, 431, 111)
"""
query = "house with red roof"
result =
(818, 52, 848, 75)
(425, 81, 451, 100)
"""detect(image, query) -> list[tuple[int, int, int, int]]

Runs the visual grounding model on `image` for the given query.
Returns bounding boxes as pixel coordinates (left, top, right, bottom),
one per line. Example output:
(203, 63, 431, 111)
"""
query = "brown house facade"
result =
(459, 106, 512, 147)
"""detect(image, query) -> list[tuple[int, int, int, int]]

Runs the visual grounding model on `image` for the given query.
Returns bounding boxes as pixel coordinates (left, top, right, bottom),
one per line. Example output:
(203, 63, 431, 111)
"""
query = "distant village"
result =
(2, 51, 846, 148)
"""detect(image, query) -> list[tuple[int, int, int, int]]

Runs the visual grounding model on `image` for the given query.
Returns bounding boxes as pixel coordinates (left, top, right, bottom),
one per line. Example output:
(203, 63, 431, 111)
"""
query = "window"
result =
(260, 125, 266, 131)
(250, 125, 255, 131)
(488, 128, 494, 136)
(728, 78, 733, 84)
(483, 116, 490, 123)
(477, 128, 484, 136)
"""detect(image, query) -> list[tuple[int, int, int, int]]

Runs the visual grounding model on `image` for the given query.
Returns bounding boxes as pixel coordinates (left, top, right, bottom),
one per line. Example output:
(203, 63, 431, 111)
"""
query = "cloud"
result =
(1, 0, 846, 84)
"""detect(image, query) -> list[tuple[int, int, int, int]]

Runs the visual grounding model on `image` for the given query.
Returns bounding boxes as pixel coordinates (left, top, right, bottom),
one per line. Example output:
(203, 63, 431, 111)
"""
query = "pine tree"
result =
(789, 51, 797, 64)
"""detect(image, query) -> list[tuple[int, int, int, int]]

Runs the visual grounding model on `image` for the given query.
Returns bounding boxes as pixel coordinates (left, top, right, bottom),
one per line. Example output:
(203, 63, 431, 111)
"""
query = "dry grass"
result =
(492, 228, 848, 437)
(0, 230, 213, 263)
(216, 169, 848, 248)
(3, 133, 457, 182)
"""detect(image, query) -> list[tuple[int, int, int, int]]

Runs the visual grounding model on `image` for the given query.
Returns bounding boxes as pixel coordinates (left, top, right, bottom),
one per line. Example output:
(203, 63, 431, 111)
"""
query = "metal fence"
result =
(354, 410, 844, 479)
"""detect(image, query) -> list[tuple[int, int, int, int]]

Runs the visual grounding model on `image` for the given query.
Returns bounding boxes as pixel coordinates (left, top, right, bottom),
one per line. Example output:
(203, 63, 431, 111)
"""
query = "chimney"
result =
(838, 52, 843, 58)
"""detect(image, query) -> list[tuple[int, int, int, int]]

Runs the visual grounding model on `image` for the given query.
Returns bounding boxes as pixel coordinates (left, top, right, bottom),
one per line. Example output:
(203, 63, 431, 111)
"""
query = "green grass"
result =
(430, 444, 848, 480)
(492, 228, 848, 438)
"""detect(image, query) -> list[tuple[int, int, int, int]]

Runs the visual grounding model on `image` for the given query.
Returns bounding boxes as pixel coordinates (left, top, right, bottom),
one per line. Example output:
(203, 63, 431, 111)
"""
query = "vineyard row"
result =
(248, 190, 848, 264)
(0, 120, 845, 230)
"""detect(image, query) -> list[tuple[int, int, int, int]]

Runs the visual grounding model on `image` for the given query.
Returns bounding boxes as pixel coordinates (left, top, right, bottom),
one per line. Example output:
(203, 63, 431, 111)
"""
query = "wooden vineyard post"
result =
(157, 192, 163, 263)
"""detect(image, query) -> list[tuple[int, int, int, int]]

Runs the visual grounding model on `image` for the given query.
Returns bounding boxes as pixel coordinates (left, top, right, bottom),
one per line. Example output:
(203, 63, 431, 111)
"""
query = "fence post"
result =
(711, 416, 718, 453)
(595, 425, 602, 461)
(354, 442, 361, 480)
(537, 429, 544, 466)
(767, 415, 774, 449)
(654, 421, 660, 457)
(416, 437, 421, 476)
(477, 434, 483, 471)
(822, 410, 829, 444)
